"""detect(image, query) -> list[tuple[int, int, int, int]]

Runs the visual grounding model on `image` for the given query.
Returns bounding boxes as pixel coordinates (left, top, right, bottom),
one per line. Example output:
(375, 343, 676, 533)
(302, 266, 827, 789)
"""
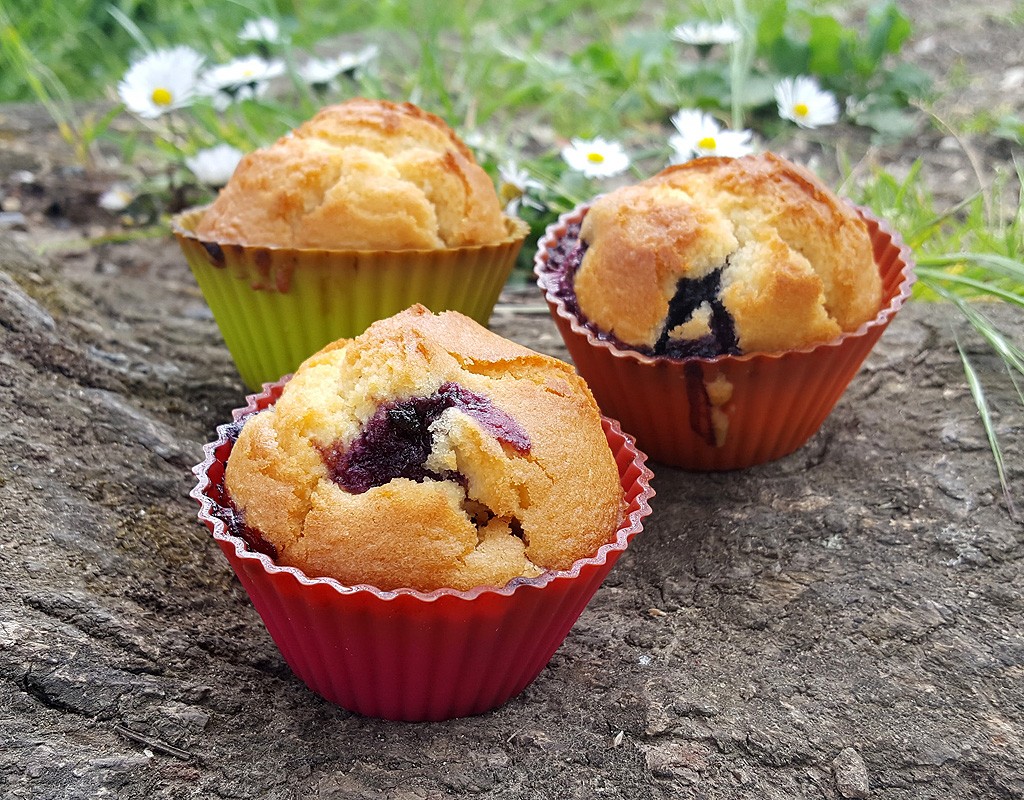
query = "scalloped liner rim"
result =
(532, 202, 917, 367)
(172, 205, 531, 257)
(191, 380, 655, 604)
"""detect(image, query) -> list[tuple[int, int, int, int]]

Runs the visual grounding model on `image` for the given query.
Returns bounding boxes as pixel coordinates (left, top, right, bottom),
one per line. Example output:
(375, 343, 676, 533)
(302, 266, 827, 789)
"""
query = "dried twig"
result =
(112, 724, 194, 762)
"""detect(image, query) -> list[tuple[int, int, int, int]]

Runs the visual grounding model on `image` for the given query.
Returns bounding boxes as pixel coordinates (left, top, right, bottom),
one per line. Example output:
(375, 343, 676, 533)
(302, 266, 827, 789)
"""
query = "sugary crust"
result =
(195, 99, 508, 250)
(574, 153, 881, 353)
(224, 305, 623, 592)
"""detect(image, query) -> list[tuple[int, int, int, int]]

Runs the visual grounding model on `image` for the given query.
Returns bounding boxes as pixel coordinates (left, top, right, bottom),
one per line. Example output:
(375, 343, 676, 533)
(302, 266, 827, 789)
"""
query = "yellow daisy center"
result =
(151, 87, 173, 107)
(793, 102, 809, 118)
(697, 136, 718, 151)
(499, 183, 524, 205)
(587, 152, 606, 164)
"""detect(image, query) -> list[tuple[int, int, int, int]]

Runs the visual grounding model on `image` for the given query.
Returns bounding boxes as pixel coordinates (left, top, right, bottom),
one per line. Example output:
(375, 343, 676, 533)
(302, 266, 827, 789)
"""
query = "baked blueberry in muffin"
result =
(546, 153, 882, 358)
(223, 305, 623, 592)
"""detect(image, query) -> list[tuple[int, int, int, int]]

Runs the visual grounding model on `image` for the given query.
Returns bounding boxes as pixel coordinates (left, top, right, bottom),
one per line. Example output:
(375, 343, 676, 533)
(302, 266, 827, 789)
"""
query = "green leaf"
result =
(993, 114, 1024, 145)
(572, 41, 619, 76)
(729, 73, 779, 109)
(878, 63, 934, 102)
(761, 36, 810, 75)
(618, 29, 671, 71)
(866, 2, 912, 60)
(807, 15, 849, 77)
(855, 105, 920, 140)
(755, 0, 789, 47)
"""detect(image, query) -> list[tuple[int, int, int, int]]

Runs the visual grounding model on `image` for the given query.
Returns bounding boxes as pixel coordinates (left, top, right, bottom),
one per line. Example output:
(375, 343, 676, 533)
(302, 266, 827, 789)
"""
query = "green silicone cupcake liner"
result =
(173, 207, 530, 389)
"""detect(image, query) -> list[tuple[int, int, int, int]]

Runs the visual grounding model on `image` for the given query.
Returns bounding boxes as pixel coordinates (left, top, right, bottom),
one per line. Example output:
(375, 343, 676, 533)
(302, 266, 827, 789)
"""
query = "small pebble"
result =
(0, 211, 27, 230)
(833, 747, 870, 799)
(1000, 67, 1024, 92)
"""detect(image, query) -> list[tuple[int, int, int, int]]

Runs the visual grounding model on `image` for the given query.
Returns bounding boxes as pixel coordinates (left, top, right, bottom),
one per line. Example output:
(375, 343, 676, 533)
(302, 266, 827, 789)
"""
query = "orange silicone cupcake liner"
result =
(535, 203, 915, 471)
(173, 207, 529, 390)
(192, 376, 654, 721)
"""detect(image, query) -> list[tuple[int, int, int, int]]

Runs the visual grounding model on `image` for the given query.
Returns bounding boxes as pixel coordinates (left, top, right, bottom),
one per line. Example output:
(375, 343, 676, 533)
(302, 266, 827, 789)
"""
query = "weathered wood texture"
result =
(0, 232, 1021, 799)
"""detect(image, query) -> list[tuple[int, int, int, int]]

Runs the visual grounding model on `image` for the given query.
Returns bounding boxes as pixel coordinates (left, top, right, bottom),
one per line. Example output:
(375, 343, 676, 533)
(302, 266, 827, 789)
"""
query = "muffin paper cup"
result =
(173, 207, 530, 390)
(191, 377, 654, 721)
(535, 204, 915, 471)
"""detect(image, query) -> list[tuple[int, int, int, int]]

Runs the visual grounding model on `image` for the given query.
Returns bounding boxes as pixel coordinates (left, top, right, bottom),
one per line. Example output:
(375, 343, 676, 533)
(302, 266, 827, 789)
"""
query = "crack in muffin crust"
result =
(321, 382, 531, 494)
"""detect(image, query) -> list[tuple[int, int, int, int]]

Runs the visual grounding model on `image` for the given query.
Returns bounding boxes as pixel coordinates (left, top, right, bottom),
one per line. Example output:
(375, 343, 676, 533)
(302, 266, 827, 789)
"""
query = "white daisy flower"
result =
(117, 46, 204, 119)
(298, 56, 346, 87)
(298, 46, 378, 89)
(199, 56, 285, 109)
(670, 109, 721, 145)
(561, 137, 630, 179)
(671, 20, 742, 47)
(462, 130, 498, 158)
(335, 44, 379, 76)
(98, 184, 135, 212)
(498, 161, 545, 215)
(775, 76, 840, 129)
(186, 144, 245, 187)
(238, 17, 281, 45)
(669, 109, 753, 161)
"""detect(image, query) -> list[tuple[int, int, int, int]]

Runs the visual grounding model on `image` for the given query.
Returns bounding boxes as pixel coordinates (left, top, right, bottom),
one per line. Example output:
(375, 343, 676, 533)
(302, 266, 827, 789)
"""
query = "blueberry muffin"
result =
(223, 305, 624, 592)
(173, 99, 530, 390)
(195, 98, 508, 250)
(563, 153, 881, 357)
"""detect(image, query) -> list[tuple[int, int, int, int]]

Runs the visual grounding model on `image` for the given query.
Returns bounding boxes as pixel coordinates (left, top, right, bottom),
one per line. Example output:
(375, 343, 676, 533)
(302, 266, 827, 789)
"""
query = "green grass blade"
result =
(919, 252, 1024, 283)
(105, 6, 153, 54)
(923, 280, 1024, 375)
(916, 267, 1024, 307)
(954, 333, 1018, 521)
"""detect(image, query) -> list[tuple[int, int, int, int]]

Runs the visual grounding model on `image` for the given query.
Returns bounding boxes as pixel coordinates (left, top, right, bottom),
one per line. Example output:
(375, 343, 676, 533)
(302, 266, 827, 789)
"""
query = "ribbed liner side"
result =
(216, 493, 644, 720)
(196, 399, 654, 722)
(174, 214, 527, 390)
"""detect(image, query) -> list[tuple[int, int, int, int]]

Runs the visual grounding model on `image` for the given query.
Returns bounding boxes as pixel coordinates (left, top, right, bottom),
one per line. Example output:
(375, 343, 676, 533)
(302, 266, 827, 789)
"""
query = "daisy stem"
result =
(163, 111, 189, 161)
(730, 0, 752, 131)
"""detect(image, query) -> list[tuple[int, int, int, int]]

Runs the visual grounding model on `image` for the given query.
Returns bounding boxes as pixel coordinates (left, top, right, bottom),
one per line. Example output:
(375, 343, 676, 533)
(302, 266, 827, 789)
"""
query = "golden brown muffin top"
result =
(573, 153, 882, 355)
(224, 305, 623, 592)
(195, 99, 508, 250)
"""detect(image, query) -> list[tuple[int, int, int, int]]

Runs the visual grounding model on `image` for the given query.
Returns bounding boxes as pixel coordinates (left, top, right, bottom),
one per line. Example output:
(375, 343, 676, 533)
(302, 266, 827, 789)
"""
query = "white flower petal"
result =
(199, 57, 285, 107)
(498, 160, 545, 214)
(299, 45, 378, 86)
(669, 109, 754, 161)
(98, 184, 134, 212)
(298, 56, 344, 86)
(201, 57, 285, 90)
(498, 161, 543, 193)
(697, 129, 754, 158)
(671, 109, 721, 141)
(186, 144, 245, 186)
(671, 20, 741, 46)
(775, 75, 840, 129)
(561, 137, 630, 179)
(239, 17, 281, 44)
(118, 46, 204, 119)
(335, 44, 379, 74)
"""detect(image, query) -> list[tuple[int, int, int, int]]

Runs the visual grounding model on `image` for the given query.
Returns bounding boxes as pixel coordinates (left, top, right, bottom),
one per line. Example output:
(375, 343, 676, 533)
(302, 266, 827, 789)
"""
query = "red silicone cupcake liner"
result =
(192, 377, 654, 721)
(535, 204, 915, 471)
